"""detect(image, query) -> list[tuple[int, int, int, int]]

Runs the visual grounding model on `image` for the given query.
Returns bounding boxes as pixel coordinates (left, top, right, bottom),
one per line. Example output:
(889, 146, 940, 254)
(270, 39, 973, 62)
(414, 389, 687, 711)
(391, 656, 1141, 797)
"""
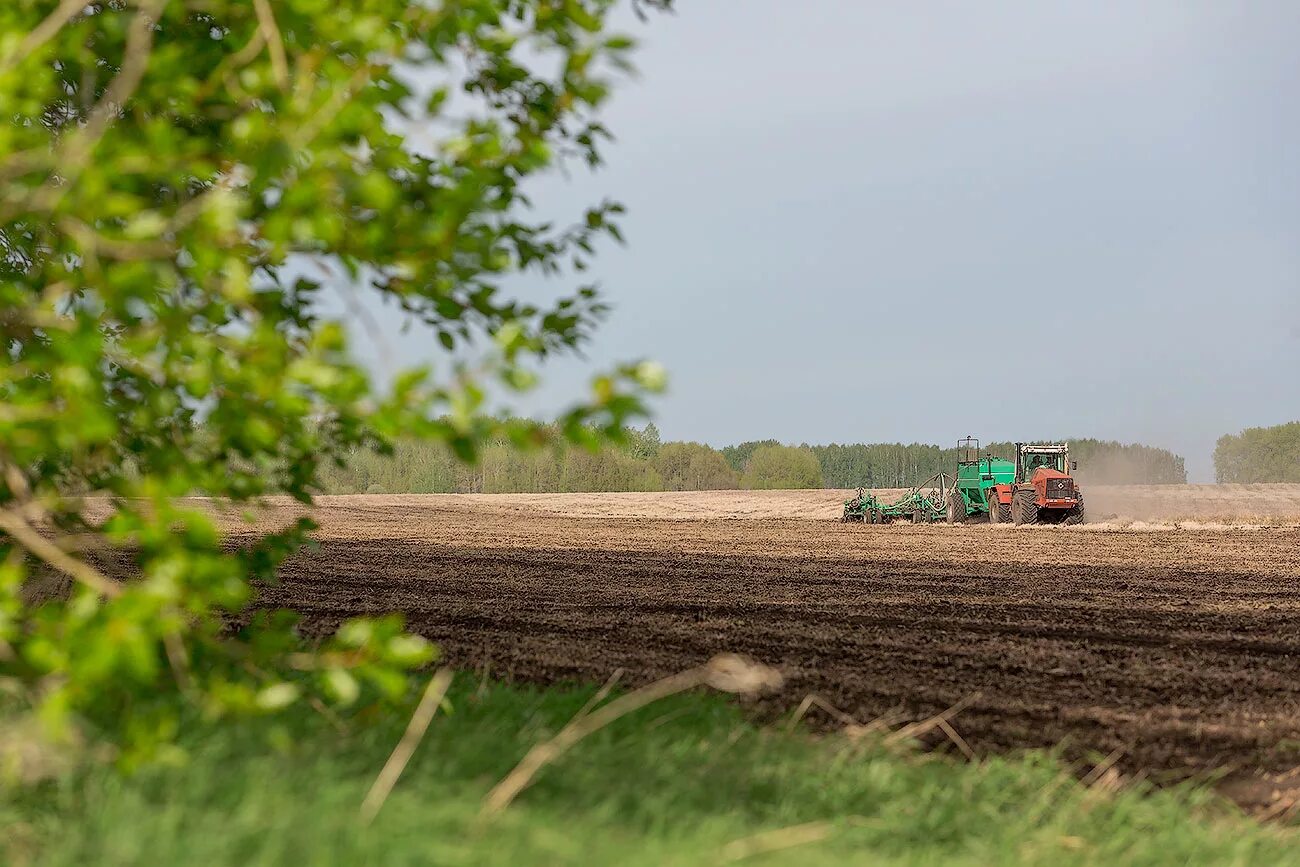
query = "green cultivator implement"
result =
(842, 472, 952, 524)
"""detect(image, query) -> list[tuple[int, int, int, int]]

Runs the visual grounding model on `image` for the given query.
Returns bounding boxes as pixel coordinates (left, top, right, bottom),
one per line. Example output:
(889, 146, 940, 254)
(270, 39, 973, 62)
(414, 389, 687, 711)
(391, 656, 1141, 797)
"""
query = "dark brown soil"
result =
(251, 502, 1300, 805)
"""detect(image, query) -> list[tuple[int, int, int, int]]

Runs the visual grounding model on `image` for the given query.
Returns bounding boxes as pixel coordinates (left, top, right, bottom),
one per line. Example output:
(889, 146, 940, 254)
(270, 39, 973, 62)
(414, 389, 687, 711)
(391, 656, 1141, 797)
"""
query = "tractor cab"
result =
(1015, 443, 1073, 484)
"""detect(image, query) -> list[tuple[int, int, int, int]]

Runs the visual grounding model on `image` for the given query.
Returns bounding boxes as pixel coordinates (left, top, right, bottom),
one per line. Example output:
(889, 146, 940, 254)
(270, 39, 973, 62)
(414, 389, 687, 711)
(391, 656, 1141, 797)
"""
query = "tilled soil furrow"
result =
(261, 514, 1300, 795)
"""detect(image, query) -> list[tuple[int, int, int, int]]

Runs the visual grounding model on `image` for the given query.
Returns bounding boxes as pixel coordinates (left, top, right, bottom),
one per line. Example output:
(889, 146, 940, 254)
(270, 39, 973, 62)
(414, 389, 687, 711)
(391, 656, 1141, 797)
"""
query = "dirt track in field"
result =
(248, 491, 1300, 806)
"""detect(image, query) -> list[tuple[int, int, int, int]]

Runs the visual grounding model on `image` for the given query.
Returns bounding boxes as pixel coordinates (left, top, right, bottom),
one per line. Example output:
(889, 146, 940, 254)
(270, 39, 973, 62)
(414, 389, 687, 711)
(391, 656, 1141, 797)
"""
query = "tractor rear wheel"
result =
(987, 493, 1001, 524)
(947, 491, 965, 524)
(990, 495, 1011, 524)
(1011, 488, 1039, 526)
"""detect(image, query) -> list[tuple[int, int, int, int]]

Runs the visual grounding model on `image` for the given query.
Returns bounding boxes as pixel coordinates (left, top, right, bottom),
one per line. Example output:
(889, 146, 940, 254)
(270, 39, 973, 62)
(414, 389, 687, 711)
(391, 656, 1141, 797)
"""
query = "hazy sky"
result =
(349, 2, 1300, 482)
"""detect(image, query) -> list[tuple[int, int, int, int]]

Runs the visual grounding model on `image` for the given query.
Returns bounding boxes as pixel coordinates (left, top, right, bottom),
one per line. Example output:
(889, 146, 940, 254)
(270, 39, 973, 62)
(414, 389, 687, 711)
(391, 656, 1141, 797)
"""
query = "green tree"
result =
(721, 439, 780, 473)
(1214, 422, 1300, 482)
(627, 422, 662, 460)
(0, 0, 665, 757)
(741, 445, 823, 490)
(654, 442, 738, 491)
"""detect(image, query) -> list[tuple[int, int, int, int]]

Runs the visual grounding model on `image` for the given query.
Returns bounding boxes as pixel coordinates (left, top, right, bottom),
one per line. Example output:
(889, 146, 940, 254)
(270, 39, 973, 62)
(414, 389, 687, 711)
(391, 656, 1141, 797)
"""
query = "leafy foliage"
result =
(740, 445, 823, 490)
(319, 423, 668, 494)
(653, 441, 738, 491)
(0, 0, 665, 758)
(720, 439, 780, 473)
(625, 421, 662, 461)
(1214, 421, 1300, 483)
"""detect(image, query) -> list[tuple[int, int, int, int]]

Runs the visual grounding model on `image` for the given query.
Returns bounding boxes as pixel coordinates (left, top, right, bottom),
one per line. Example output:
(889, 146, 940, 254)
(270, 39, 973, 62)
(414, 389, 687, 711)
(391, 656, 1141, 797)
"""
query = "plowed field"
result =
(248, 490, 1300, 807)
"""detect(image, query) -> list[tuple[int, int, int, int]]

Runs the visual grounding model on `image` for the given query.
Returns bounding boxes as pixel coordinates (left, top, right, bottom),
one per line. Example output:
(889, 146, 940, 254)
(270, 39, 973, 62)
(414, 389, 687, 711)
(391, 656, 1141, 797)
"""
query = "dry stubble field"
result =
(241, 485, 1300, 807)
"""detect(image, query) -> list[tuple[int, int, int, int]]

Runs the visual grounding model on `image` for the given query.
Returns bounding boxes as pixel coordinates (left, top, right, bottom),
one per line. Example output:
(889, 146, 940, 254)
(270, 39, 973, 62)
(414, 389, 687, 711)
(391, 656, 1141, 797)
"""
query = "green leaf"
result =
(255, 683, 302, 712)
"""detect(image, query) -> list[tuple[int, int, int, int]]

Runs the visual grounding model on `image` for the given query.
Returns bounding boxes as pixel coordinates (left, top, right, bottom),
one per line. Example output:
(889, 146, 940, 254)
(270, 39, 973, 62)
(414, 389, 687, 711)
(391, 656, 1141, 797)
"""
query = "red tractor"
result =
(986, 442, 1085, 525)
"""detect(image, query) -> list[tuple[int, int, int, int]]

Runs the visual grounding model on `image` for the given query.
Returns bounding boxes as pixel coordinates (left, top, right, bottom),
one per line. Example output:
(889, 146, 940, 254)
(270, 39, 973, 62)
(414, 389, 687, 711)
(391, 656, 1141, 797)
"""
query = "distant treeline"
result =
(318, 425, 1187, 493)
(1214, 421, 1300, 483)
(317, 424, 821, 494)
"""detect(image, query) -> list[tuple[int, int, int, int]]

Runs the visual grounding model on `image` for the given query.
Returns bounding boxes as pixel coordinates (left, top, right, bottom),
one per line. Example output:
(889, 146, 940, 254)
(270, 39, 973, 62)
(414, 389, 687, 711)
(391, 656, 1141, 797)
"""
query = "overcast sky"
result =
(351, 2, 1299, 482)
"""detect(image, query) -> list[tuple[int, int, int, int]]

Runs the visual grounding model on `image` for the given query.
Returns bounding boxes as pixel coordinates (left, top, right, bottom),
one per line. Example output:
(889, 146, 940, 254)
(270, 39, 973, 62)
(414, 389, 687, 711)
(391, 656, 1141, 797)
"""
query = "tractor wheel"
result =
(947, 491, 965, 524)
(1011, 488, 1039, 526)
(1062, 492, 1085, 525)
(989, 495, 1011, 525)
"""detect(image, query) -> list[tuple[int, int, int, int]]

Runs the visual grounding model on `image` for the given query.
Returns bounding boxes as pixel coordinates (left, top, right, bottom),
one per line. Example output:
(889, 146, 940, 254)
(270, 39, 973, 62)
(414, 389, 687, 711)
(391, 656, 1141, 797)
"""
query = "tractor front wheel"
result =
(1011, 488, 1039, 526)
(1062, 492, 1085, 525)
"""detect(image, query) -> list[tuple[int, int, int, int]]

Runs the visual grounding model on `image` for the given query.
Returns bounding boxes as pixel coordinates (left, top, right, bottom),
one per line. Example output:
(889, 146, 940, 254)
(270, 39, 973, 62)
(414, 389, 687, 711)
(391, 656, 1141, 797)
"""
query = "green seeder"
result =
(841, 472, 952, 525)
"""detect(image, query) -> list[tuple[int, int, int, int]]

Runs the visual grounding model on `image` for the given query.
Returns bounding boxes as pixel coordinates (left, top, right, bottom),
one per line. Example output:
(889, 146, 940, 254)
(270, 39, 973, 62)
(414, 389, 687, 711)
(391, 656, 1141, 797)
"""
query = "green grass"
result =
(2, 679, 1295, 866)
